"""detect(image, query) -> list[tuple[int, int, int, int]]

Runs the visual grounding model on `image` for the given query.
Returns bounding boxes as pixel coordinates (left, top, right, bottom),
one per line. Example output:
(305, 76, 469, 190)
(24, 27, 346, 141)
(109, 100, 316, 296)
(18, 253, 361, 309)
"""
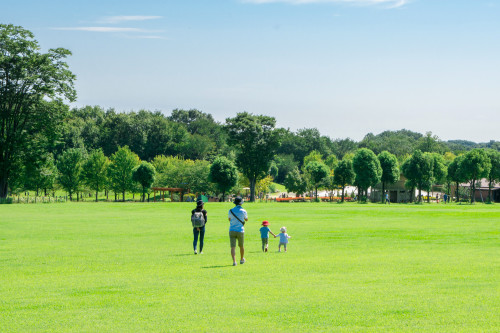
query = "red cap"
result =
(262, 221, 270, 226)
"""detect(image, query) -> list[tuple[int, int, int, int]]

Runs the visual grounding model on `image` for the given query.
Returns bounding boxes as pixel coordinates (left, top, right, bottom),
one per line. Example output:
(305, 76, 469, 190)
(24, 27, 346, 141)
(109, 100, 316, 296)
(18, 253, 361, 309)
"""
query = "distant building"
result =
(451, 179, 500, 203)
(370, 175, 416, 203)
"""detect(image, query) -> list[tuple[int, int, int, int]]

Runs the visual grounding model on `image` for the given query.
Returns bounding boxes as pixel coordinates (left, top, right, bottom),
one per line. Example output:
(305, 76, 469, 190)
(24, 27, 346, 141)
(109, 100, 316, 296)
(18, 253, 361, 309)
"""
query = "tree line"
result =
(1, 24, 499, 202)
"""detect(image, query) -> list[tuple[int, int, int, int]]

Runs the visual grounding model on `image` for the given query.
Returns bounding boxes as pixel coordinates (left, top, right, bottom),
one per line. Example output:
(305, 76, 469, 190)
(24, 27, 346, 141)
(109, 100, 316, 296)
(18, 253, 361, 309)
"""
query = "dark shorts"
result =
(229, 231, 244, 247)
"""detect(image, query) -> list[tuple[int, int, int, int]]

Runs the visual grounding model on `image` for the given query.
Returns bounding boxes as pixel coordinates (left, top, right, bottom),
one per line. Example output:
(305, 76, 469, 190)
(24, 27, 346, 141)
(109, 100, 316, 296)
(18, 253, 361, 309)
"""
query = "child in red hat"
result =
(259, 221, 277, 252)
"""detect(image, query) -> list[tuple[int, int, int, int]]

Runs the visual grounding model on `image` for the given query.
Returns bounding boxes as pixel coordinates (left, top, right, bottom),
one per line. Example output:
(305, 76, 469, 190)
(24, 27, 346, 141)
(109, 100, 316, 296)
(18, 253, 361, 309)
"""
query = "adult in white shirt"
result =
(228, 196, 248, 266)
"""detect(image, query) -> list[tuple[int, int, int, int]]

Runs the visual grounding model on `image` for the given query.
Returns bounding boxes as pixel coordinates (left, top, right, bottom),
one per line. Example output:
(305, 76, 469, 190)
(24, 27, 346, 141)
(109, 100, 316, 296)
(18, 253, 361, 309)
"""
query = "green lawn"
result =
(0, 202, 499, 332)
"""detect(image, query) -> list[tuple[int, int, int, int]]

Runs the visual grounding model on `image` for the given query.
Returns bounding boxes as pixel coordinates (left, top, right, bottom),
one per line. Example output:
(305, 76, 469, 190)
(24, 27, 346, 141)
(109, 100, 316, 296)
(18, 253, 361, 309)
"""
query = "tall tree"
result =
(132, 161, 156, 202)
(377, 151, 400, 203)
(460, 149, 491, 203)
(485, 149, 500, 203)
(82, 149, 109, 202)
(447, 155, 466, 202)
(352, 148, 382, 201)
(108, 146, 140, 202)
(333, 158, 355, 203)
(427, 152, 447, 202)
(57, 148, 84, 201)
(209, 156, 239, 202)
(304, 161, 330, 201)
(225, 112, 281, 201)
(0, 24, 76, 198)
(23, 152, 58, 196)
(401, 150, 433, 203)
(284, 167, 307, 196)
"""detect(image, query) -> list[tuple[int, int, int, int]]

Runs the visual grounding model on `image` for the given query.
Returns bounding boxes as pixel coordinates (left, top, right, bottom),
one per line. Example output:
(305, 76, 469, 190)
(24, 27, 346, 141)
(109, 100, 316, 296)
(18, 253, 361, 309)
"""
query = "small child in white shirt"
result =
(278, 226, 291, 252)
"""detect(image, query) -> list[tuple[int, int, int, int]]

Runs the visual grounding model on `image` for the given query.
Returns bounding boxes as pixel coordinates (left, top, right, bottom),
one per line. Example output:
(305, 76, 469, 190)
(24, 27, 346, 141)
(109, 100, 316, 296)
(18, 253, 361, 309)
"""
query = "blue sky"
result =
(2, 0, 499, 142)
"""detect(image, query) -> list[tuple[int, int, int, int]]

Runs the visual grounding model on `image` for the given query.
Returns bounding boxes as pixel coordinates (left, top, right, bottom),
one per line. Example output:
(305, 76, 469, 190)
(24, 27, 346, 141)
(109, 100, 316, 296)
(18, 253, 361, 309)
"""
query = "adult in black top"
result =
(191, 200, 207, 254)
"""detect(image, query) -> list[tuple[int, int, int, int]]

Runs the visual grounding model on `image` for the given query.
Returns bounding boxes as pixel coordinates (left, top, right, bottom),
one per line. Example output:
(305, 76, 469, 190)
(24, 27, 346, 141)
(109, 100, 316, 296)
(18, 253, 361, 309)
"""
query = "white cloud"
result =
(100, 16, 163, 24)
(243, 0, 409, 8)
(52, 27, 148, 32)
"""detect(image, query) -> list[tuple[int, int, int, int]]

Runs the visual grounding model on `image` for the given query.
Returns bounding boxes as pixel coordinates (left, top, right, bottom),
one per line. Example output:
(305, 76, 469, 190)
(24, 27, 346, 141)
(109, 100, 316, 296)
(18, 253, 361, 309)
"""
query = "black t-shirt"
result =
(191, 208, 207, 223)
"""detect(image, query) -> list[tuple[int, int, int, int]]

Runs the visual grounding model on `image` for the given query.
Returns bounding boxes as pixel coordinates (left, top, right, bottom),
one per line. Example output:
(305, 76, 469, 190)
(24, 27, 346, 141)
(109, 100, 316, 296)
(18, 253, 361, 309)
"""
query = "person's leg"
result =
(230, 231, 237, 265)
(231, 247, 236, 263)
(238, 232, 245, 263)
(193, 228, 199, 253)
(284, 243, 287, 252)
(199, 226, 205, 253)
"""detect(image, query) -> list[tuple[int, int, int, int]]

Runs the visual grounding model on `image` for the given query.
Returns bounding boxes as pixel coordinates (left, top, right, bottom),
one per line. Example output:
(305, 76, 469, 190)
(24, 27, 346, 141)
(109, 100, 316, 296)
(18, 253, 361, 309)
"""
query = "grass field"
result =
(1, 202, 499, 332)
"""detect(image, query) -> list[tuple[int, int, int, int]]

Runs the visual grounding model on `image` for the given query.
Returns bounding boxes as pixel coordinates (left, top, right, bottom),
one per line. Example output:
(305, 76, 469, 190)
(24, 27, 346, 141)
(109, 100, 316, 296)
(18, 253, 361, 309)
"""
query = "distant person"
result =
(436, 194, 440, 203)
(191, 200, 207, 255)
(443, 193, 448, 204)
(260, 220, 277, 252)
(278, 227, 292, 252)
(385, 192, 390, 204)
(228, 196, 248, 266)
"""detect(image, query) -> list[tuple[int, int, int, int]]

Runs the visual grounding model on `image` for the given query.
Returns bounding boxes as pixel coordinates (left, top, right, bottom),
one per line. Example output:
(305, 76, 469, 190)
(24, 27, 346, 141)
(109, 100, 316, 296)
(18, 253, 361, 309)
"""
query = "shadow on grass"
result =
(202, 265, 234, 269)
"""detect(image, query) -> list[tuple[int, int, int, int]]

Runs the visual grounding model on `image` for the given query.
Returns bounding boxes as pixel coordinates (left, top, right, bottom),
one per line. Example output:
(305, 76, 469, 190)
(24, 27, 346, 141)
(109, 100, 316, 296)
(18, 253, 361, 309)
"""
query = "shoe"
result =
(194, 250, 197, 255)
(200, 252, 204, 254)
(233, 262, 237, 266)
(240, 258, 246, 264)
(265, 248, 268, 252)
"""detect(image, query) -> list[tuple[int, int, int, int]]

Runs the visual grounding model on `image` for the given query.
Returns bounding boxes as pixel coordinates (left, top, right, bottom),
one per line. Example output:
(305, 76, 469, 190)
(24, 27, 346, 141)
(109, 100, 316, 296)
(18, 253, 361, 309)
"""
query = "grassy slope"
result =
(0, 203, 499, 332)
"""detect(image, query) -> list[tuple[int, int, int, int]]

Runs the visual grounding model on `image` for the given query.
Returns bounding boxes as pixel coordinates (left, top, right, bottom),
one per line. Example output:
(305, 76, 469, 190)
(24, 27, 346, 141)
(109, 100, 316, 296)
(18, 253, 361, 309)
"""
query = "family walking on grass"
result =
(190, 196, 291, 266)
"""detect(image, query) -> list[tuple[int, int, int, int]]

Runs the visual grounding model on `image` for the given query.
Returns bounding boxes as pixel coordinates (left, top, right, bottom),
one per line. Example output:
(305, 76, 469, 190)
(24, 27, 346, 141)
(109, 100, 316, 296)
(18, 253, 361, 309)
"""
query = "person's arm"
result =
(269, 229, 277, 237)
(203, 210, 208, 224)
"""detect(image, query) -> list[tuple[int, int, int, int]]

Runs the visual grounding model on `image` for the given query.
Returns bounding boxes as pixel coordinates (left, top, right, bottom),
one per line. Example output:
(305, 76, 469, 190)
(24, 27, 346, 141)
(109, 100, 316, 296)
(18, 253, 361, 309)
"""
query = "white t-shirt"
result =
(278, 233, 291, 243)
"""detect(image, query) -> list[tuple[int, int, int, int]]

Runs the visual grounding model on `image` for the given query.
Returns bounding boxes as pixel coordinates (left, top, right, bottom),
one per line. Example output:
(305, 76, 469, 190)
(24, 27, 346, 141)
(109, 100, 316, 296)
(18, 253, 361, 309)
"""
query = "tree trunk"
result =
(455, 181, 459, 202)
(249, 177, 256, 202)
(222, 190, 226, 203)
(418, 188, 422, 203)
(142, 186, 146, 202)
(95, 191, 98, 202)
(470, 179, 476, 203)
(489, 179, 493, 203)
(123, 191, 125, 202)
(381, 182, 385, 203)
(0, 177, 8, 199)
(341, 186, 345, 203)
(427, 187, 431, 203)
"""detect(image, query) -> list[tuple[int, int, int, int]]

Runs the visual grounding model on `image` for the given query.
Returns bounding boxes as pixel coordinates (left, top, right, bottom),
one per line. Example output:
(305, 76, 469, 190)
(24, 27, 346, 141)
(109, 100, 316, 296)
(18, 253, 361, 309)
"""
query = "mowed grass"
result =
(0, 202, 499, 332)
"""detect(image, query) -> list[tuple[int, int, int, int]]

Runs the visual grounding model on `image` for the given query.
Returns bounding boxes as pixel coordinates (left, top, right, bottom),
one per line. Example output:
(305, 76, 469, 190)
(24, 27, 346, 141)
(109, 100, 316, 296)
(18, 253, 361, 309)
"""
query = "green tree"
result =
(0, 24, 76, 198)
(401, 150, 433, 203)
(82, 149, 109, 202)
(352, 148, 382, 201)
(225, 112, 282, 201)
(447, 155, 466, 202)
(273, 154, 298, 184)
(108, 146, 140, 202)
(284, 168, 307, 196)
(460, 149, 491, 203)
(333, 159, 355, 203)
(132, 161, 156, 202)
(23, 152, 58, 196)
(209, 156, 239, 202)
(377, 151, 400, 203)
(57, 148, 84, 200)
(427, 153, 447, 202)
(305, 161, 330, 201)
(485, 150, 500, 203)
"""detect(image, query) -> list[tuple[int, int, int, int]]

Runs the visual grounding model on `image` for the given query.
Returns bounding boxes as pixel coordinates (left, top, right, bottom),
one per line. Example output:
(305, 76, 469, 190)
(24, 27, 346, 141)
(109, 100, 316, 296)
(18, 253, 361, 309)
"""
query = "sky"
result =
(2, 0, 499, 142)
